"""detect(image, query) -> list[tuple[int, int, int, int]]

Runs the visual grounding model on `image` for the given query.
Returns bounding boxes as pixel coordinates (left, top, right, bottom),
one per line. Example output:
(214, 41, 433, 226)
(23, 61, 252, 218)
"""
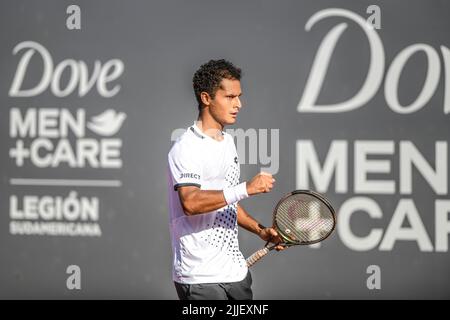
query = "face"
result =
(201, 78, 242, 126)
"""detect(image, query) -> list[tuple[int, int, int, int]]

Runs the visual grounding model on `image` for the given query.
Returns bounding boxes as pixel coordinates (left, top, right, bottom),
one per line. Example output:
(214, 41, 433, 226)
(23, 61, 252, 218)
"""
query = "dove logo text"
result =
(9, 41, 124, 98)
(298, 8, 450, 114)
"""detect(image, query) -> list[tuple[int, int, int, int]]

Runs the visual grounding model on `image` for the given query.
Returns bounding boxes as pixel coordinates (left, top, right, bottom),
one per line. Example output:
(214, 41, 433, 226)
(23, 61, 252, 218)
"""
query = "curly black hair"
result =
(193, 59, 242, 110)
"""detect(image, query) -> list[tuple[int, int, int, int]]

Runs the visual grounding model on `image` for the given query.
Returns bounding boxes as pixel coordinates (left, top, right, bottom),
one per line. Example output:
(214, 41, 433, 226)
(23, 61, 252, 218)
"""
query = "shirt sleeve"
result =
(168, 143, 202, 191)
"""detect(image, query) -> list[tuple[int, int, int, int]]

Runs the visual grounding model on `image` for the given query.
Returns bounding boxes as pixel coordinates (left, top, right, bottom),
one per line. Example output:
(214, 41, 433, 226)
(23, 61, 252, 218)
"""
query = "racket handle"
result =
(246, 247, 270, 267)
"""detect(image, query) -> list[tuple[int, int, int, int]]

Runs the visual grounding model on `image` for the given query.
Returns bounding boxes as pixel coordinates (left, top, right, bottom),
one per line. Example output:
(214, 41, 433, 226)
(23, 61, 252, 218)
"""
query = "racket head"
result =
(272, 190, 336, 246)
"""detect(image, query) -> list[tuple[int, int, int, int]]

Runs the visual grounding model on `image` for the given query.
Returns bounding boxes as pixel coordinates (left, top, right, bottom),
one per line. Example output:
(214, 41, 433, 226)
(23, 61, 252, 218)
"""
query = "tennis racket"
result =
(246, 190, 336, 267)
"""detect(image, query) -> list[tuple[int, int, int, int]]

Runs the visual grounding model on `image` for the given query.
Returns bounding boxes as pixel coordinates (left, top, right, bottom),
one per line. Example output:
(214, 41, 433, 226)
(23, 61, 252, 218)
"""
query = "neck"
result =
(197, 109, 224, 141)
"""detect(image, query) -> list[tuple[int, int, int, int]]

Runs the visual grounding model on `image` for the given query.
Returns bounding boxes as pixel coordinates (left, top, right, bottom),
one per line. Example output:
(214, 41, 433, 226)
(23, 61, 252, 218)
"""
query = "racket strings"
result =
(275, 194, 334, 243)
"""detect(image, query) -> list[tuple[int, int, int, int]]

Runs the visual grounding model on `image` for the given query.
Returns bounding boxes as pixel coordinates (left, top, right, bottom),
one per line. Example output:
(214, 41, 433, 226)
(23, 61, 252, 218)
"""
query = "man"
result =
(167, 59, 284, 300)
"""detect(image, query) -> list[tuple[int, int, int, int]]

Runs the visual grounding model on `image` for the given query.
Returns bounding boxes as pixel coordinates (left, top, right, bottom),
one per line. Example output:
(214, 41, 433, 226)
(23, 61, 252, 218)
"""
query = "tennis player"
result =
(167, 59, 285, 300)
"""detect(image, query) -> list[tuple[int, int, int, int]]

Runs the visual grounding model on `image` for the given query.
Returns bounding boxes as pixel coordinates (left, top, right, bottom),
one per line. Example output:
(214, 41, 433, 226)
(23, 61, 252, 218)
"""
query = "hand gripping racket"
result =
(246, 190, 336, 267)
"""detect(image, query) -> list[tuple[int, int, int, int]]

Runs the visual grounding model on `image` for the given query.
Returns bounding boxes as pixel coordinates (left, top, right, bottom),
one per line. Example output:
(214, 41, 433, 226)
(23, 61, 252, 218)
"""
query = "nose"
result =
(235, 97, 242, 110)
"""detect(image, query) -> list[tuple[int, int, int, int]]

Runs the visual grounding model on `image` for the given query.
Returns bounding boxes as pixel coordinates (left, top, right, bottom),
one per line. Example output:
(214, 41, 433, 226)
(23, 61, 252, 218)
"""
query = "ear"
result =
(200, 91, 212, 107)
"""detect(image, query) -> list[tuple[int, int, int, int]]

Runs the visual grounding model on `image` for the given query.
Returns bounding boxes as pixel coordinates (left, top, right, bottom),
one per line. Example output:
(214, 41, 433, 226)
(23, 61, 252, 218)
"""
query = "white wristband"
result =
(223, 182, 249, 205)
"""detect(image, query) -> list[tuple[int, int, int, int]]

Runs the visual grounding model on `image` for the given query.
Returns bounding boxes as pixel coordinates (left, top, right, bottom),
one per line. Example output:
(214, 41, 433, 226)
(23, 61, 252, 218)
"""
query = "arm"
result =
(237, 203, 265, 235)
(178, 172, 275, 216)
(237, 203, 285, 250)
(178, 187, 228, 215)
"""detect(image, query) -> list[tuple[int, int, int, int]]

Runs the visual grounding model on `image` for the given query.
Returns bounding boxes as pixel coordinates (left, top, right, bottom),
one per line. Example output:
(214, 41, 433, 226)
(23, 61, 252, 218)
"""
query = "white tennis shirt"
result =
(167, 122, 248, 284)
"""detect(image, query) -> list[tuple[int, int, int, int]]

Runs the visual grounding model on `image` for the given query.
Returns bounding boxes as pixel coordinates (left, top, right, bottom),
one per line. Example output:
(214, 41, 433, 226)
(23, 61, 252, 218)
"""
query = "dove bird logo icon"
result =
(87, 109, 126, 136)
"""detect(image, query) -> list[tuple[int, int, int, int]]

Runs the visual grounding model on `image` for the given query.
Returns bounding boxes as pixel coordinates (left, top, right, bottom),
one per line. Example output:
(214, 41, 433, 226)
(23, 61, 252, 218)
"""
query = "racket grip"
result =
(246, 247, 270, 267)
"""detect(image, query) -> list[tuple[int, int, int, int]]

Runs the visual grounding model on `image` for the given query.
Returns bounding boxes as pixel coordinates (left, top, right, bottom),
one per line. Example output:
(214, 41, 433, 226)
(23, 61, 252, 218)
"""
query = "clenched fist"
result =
(246, 172, 275, 195)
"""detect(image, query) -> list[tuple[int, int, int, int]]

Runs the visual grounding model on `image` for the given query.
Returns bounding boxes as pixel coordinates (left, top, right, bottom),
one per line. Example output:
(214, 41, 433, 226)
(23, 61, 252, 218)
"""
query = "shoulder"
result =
(223, 131, 236, 148)
(168, 126, 204, 160)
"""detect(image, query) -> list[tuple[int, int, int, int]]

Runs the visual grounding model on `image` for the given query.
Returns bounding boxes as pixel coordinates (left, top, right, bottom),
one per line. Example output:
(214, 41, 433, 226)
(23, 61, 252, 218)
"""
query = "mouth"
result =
(230, 112, 238, 118)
